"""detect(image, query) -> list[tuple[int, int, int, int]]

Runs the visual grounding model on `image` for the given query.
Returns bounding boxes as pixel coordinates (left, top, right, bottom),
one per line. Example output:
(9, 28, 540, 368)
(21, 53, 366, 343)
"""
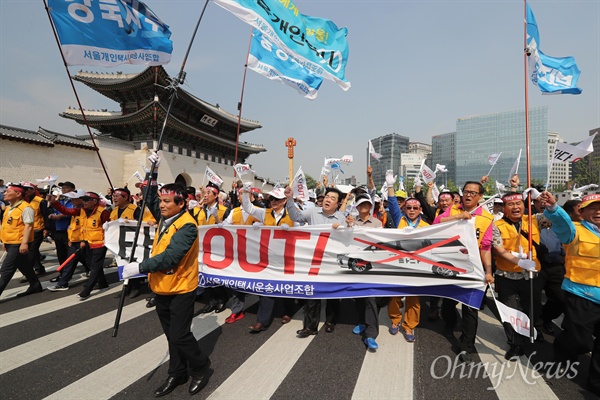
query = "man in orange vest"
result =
(541, 192, 600, 396)
(122, 152, 212, 397)
(0, 183, 42, 296)
(52, 191, 110, 300)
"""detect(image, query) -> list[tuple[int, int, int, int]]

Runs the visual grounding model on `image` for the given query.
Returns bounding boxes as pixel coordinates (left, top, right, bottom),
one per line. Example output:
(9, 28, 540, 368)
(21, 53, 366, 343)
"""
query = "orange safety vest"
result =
(398, 216, 430, 229)
(1, 201, 34, 244)
(564, 222, 600, 287)
(68, 208, 84, 242)
(494, 216, 541, 272)
(147, 211, 199, 295)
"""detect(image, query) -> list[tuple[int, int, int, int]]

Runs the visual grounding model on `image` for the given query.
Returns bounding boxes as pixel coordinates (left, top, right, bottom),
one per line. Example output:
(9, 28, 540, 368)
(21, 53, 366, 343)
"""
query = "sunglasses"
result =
(405, 206, 420, 210)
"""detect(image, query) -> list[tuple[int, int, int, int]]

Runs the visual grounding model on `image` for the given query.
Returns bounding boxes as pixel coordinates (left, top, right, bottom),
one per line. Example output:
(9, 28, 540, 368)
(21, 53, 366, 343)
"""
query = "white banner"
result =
(291, 166, 309, 201)
(104, 220, 486, 306)
(421, 163, 437, 184)
(205, 166, 224, 187)
(554, 133, 596, 163)
(233, 163, 255, 178)
(491, 287, 537, 339)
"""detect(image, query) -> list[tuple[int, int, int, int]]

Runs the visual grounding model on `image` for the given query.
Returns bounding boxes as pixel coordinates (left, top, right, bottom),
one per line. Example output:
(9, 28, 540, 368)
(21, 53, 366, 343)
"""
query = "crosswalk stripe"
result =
(352, 312, 414, 400)
(0, 299, 153, 374)
(476, 307, 559, 399)
(0, 286, 122, 328)
(43, 297, 259, 400)
(207, 310, 311, 400)
(1, 267, 118, 300)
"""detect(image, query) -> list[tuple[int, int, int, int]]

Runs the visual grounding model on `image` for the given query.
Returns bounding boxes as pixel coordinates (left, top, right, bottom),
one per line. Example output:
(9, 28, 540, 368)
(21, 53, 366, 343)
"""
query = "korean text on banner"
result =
(249, 29, 323, 99)
(48, 0, 173, 67)
(212, 0, 350, 90)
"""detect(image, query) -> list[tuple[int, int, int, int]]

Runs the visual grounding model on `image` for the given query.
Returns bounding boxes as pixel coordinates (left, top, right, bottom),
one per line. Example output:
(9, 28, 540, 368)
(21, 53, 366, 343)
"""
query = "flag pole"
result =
(110, 0, 211, 337)
(42, 0, 114, 190)
(233, 29, 254, 174)
(523, 0, 535, 344)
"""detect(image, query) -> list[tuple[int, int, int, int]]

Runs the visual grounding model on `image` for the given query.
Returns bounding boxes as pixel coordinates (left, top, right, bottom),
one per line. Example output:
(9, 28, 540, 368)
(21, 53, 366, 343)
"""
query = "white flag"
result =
(234, 163, 255, 177)
(292, 166, 309, 201)
(492, 289, 537, 339)
(420, 163, 437, 184)
(508, 149, 522, 183)
(324, 155, 353, 166)
(554, 133, 597, 163)
(574, 183, 599, 192)
(496, 181, 506, 193)
(36, 174, 59, 186)
(435, 164, 448, 173)
(487, 153, 501, 165)
(368, 140, 382, 161)
(205, 166, 223, 187)
(399, 176, 405, 191)
(133, 171, 144, 182)
(431, 184, 440, 203)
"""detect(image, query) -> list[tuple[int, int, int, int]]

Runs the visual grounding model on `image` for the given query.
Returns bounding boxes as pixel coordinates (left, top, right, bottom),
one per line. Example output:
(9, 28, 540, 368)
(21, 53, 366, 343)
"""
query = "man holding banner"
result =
(435, 181, 495, 363)
(121, 152, 212, 397)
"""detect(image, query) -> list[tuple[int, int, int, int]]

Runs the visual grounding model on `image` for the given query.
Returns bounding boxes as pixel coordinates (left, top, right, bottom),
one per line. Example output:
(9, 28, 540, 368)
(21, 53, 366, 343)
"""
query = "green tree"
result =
(305, 173, 318, 189)
(572, 158, 600, 186)
(445, 179, 459, 193)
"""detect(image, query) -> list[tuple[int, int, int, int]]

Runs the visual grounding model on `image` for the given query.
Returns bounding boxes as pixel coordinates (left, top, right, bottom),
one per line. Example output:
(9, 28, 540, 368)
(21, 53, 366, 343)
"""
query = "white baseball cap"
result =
(62, 189, 86, 199)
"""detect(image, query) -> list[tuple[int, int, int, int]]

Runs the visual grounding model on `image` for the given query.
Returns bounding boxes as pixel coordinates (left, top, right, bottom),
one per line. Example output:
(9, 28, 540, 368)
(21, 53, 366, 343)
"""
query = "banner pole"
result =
(233, 28, 254, 174)
(111, 0, 211, 337)
(523, 0, 535, 344)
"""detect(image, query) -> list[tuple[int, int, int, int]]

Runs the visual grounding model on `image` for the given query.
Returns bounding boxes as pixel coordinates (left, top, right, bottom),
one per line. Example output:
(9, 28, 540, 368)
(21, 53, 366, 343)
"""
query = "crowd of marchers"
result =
(0, 155, 598, 397)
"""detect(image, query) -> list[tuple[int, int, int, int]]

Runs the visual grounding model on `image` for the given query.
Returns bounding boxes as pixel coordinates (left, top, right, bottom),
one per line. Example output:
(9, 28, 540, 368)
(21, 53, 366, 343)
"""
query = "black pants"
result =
(53, 230, 70, 266)
(57, 243, 85, 287)
(27, 230, 45, 273)
(81, 246, 107, 295)
(539, 263, 566, 323)
(155, 291, 209, 378)
(256, 296, 296, 326)
(554, 292, 600, 393)
(356, 297, 388, 339)
(442, 298, 480, 353)
(303, 299, 340, 331)
(496, 275, 543, 346)
(0, 243, 40, 294)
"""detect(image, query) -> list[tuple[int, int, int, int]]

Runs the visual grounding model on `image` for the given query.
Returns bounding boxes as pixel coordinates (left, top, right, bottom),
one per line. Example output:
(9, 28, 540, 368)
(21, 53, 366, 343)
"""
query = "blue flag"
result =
(248, 29, 323, 99)
(212, 0, 350, 91)
(526, 3, 581, 95)
(48, 0, 173, 66)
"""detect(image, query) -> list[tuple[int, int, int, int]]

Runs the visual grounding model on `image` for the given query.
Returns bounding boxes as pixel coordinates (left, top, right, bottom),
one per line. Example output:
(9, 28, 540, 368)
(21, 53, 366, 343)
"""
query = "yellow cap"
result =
(395, 190, 407, 198)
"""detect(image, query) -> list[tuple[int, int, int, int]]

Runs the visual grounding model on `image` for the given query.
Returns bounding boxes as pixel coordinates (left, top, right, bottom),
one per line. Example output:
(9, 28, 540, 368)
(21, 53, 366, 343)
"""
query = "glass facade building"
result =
(369, 133, 410, 188)
(454, 106, 548, 186)
(431, 132, 456, 185)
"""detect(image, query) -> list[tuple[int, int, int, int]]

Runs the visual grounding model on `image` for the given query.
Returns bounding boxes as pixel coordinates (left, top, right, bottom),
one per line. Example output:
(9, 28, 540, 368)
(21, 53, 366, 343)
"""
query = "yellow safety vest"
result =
(197, 204, 228, 226)
(564, 222, 600, 287)
(263, 208, 294, 226)
(142, 207, 157, 224)
(495, 216, 541, 272)
(148, 211, 199, 295)
(1, 201, 34, 244)
(110, 203, 138, 221)
(398, 216, 429, 229)
(67, 209, 83, 243)
(231, 207, 259, 226)
(82, 206, 106, 246)
(29, 195, 45, 231)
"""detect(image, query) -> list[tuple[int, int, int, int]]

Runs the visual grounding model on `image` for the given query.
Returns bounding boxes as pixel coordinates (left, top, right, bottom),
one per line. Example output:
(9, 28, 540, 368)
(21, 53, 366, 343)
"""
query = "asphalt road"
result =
(0, 243, 596, 400)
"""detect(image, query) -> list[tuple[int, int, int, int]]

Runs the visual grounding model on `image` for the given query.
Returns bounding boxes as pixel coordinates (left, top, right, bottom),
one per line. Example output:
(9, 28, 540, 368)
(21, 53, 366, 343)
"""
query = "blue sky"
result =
(1, 0, 598, 184)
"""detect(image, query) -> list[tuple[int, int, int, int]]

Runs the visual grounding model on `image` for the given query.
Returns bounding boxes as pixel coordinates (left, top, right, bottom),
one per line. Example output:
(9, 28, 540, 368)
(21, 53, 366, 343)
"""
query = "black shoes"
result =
(504, 346, 525, 360)
(214, 302, 227, 313)
(146, 297, 156, 308)
(154, 375, 188, 398)
(325, 322, 335, 333)
(296, 328, 317, 338)
(189, 359, 212, 395)
(16, 284, 43, 297)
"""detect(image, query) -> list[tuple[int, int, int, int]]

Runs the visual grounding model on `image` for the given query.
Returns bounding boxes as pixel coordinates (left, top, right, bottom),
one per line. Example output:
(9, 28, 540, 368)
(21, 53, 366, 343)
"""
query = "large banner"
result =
(105, 219, 486, 307)
(48, 0, 173, 66)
